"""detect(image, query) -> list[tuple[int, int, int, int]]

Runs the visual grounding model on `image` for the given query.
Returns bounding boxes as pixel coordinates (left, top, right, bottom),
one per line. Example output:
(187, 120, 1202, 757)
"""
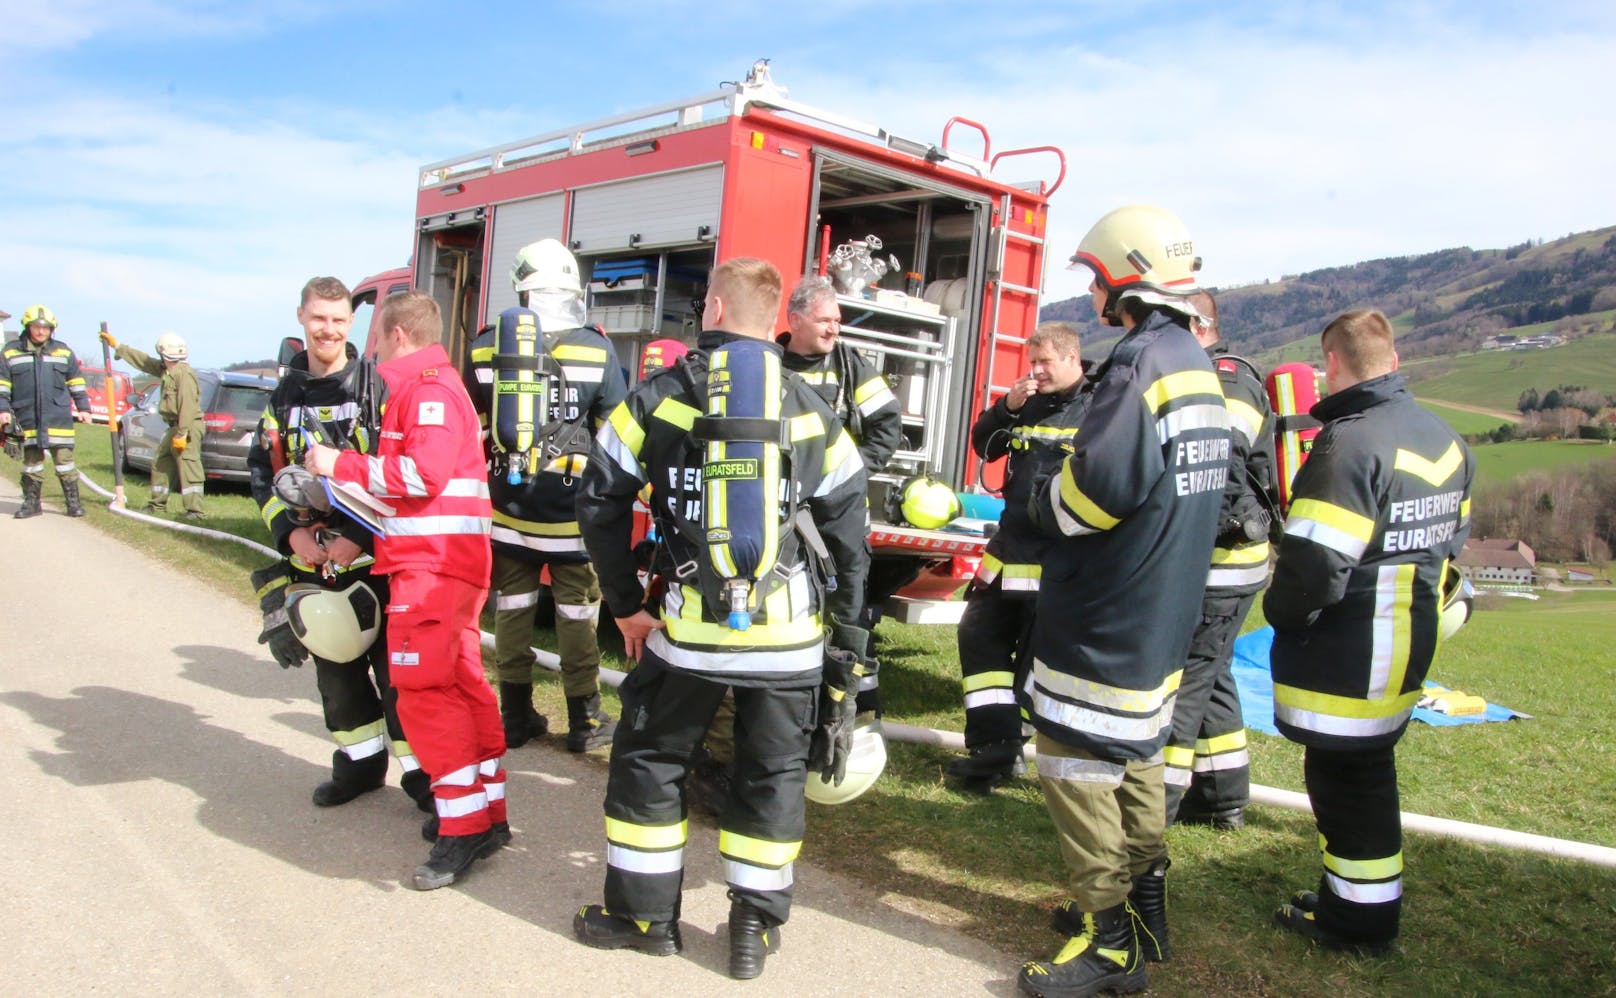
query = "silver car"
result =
(119, 370, 275, 484)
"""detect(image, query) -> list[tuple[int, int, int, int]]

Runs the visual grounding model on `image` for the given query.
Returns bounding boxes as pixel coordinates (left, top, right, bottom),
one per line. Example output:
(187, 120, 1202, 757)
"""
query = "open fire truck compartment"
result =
(410, 62, 1065, 617)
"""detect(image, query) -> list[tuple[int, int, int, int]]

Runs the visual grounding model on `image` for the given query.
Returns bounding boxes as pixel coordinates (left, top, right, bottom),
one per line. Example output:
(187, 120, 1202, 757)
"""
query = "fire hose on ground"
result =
(65, 466, 1616, 870)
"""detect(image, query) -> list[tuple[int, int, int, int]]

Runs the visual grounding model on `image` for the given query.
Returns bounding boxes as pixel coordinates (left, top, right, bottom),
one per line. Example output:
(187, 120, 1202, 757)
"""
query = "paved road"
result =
(0, 478, 1018, 996)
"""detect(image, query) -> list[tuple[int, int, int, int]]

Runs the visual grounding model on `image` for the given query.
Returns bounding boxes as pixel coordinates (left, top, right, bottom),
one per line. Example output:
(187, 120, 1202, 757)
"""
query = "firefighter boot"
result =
(312, 749, 388, 807)
(946, 739, 1027, 794)
(499, 681, 549, 748)
(1019, 902, 1145, 998)
(1273, 893, 1394, 957)
(14, 478, 42, 519)
(566, 693, 617, 752)
(62, 478, 86, 517)
(1052, 860, 1170, 962)
(573, 905, 683, 956)
(728, 893, 783, 980)
(412, 827, 495, 890)
(401, 769, 435, 814)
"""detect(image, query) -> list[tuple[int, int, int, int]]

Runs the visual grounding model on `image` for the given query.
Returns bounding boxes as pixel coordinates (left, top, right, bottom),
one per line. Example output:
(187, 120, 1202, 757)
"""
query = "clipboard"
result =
(322, 477, 396, 537)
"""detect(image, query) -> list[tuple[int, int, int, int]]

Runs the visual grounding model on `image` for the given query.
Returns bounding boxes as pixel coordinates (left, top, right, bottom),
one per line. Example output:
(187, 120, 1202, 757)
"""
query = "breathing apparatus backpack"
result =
(1265, 361, 1325, 515)
(487, 306, 593, 484)
(662, 338, 836, 632)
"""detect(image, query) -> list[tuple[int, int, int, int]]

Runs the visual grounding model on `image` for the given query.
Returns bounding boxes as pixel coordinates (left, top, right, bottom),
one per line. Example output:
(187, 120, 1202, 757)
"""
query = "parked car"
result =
(119, 370, 275, 483)
(80, 367, 134, 424)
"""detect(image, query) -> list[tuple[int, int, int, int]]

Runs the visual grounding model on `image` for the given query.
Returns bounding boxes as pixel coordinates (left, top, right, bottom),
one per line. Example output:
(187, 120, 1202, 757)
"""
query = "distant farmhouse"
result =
(1480, 334, 1565, 351)
(1458, 538, 1537, 584)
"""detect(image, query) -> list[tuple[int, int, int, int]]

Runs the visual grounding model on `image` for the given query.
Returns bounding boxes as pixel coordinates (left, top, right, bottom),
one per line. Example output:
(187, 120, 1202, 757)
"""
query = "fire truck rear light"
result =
(204, 413, 234, 432)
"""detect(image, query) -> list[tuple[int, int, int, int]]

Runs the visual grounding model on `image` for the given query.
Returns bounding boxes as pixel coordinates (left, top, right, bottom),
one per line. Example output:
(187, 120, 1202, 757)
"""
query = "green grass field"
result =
(1471, 439, 1616, 486)
(8, 433, 1616, 996)
(1419, 400, 1512, 436)
(1402, 327, 1616, 411)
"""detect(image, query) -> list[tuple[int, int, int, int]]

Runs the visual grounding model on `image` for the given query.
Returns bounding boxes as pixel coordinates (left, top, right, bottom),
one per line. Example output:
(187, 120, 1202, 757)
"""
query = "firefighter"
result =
(1018, 206, 1228, 998)
(245, 276, 431, 814)
(1, 305, 93, 518)
(101, 329, 206, 518)
(947, 321, 1088, 793)
(1162, 291, 1278, 829)
(304, 291, 506, 892)
(468, 239, 627, 752)
(1268, 309, 1474, 955)
(572, 258, 868, 981)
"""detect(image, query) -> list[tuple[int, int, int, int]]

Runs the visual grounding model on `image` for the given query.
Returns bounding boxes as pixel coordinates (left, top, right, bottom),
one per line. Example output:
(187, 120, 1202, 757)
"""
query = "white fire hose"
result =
(77, 469, 280, 558)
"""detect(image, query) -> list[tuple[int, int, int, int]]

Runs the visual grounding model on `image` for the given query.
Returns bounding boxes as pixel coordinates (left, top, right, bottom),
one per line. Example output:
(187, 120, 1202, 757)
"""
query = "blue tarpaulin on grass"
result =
(1232, 626, 1527, 736)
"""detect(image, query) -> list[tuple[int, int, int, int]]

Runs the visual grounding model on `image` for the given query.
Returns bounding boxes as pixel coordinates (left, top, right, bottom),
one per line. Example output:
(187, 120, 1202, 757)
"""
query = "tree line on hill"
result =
(1471, 457, 1616, 565)
(1041, 227, 1616, 362)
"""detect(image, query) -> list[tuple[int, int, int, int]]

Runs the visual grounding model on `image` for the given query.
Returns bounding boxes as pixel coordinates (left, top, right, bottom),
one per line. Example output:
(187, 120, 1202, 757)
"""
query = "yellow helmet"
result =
(22, 304, 57, 330)
(1069, 205, 1202, 326)
(155, 331, 188, 362)
(889, 475, 961, 530)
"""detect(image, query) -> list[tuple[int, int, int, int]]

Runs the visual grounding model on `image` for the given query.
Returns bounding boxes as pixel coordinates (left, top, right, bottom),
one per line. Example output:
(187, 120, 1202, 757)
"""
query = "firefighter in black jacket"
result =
(1268, 309, 1474, 956)
(573, 258, 868, 981)
(948, 321, 1088, 793)
(245, 277, 430, 813)
(1018, 206, 1228, 998)
(1, 305, 93, 518)
(468, 239, 627, 752)
(1163, 291, 1277, 829)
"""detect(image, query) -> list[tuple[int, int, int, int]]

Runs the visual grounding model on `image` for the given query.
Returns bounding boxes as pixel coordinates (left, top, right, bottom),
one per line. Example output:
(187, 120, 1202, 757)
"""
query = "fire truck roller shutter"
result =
(568, 166, 723, 254)
(486, 194, 567, 320)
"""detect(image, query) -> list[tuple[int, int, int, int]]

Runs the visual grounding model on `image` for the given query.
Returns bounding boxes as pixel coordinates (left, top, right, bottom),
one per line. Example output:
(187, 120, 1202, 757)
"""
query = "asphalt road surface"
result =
(0, 478, 1017, 996)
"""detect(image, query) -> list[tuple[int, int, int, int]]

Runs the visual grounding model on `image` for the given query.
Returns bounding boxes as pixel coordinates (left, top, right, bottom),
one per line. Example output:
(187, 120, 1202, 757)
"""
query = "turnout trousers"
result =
(956, 580, 1036, 750)
(20, 444, 79, 490)
(1164, 591, 1254, 821)
(491, 553, 604, 697)
(1304, 743, 1403, 945)
(151, 422, 205, 513)
(601, 651, 816, 926)
(385, 571, 507, 837)
(1035, 732, 1167, 911)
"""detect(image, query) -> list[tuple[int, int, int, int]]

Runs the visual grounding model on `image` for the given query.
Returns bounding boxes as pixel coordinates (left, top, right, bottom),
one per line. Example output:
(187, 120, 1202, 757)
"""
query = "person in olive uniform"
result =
(102, 329, 206, 518)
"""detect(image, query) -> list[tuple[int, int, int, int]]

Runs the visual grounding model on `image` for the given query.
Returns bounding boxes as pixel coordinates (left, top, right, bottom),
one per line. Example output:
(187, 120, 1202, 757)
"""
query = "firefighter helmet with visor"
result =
(1069, 205, 1203, 326)
(284, 580, 381, 663)
(22, 304, 57, 330)
(510, 238, 583, 296)
(156, 331, 189, 362)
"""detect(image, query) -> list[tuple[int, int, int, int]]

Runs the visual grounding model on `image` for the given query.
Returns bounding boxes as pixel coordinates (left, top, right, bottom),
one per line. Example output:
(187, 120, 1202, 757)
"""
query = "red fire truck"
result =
(402, 62, 1065, 620)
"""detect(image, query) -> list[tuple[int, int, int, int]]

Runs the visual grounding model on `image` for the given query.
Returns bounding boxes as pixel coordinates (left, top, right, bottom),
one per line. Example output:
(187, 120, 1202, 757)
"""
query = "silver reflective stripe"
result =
(1156, 403, 1229, 444)
(1162, 766, 1192, 787)
(1002, 575, 1040, 593)
(647, 630, 821, 675)
(1031, 658, 1173, 714)
(479, 757, 503, 777)
(485, 781, 506, 803)
(725, 859, 794, 892)
(441, 477, 491, 498)
(1036, 753, 1126, 786)
(367, 455, 387, 495)
(435, 792, 488, 818)
(339, 734, 387, 761)
(857, 387, 897, 417)
(1193, 749, 1250, 773)
(387, 515, 493, 536)
(857, 673, 878, 692)
(556, 602, 601, 621)
(1049, 476, 1101, 537)
(399, 456, 427, 496)
(813, 444, 863, 499)
(608, 844, 685, 875)
(1325, 871, 1402, 904)
(1369, 565, 1399, 700)
(561, 365, 603, 382)
(490, 525, 586, 552)
(597, 424, 643, 480)
(495, 589, 543, 611)
(1285, 517, 1369, 560)
(181, 485, 204, 495)
(1206, 562, 1270, 588)
(1029, 687, 1173, 744)
(965, 688, 1017, 710)
(433, 763, 480, 788)
(1273, 702, 1411, 739)
(475, 368, 494, 383)
(395, 752, 421, 773)
(55, 462, 75, 473)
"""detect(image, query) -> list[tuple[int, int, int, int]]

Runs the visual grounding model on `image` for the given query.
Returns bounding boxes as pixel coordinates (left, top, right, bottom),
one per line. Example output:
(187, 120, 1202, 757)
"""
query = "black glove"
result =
(808, 646, 861, 786)
(249, 562, 306, 668)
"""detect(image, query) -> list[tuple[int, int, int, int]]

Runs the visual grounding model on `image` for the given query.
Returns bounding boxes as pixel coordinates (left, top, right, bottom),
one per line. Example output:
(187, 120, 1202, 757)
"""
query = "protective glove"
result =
(98, 330, 118, 349)
(170, 432, 188, 454)
(249, 562, 306, 668)
(808, 646, 862, 786)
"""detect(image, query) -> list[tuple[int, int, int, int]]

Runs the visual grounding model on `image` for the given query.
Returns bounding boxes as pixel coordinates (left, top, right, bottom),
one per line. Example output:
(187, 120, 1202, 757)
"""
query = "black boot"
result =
(1273, 892, 1394, 957)
(412, 827, 496, 890)
(499, 681, 549, 748)
(728, 894, 783, 980)
(1053, 860, 1170, 963)
(1020, 902, 1145, 997)
(573, 905, 682, 956)
(14, 479, 42, 519)
(1176, 805, 1244, 830)
(62, 478, 85, 517)
(312, 749, 387, 807)
(401, 769, 434, 814)
(946, 739, 1027, 793)
(566, 692, 616, 752)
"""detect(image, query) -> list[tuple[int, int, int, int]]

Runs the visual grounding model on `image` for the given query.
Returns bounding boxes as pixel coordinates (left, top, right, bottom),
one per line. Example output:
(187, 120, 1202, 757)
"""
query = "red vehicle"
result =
(403, 62, 1066, 618)
(80, 367, 133, 424)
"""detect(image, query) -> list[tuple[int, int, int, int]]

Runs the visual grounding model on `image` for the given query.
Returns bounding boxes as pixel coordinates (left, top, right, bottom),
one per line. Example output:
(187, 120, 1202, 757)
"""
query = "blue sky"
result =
(5, 0, 1614, 368)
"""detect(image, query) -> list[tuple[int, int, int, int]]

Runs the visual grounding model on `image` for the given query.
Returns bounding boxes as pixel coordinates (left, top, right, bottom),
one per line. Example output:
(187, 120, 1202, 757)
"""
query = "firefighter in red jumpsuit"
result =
(305, 290, 507, 891)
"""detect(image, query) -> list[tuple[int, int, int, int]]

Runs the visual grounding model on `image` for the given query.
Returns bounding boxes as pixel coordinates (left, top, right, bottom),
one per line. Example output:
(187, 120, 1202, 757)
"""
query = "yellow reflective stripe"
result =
(1272, 682, 1422, 719)
(1141, 369, 1223, 415)
(1003, 563, 1041, 580)
(1289, 498, 1375, 543)
(979, 552, 1004, 575)
(664, 611, 823, 647)
(1322, 843, 1403, 881)
(1394, 441, 1463, 487)
(254, 574, 287, 600)
(470, 345, 494, 363)
(1020, 425, 1075, 441)
(332, 718, 387, 747)
(260, 496, 288, 528)
(1225, 396, 1264, 443)
(790, 412, 824, 442)
(608, 403, 645, 455)
(1032, 658, 1181, 714)
(963, 670, 1015, 693)
(1163, 745, 1194, 768)
(852, 376, 887, 405)
(1460, 497, 1471, 519)
(821, 426, 855, 473)
(492, 509, 581, 536)
(651, 396, 698, 431)
(605, 816, 687, 849)
(1197, 729, 1247, 753)
(553, 343, 607, 362)
(1059, 465, 1121, 530)
(718, 830, 801, 867)
(1212, 541, 1270, 564)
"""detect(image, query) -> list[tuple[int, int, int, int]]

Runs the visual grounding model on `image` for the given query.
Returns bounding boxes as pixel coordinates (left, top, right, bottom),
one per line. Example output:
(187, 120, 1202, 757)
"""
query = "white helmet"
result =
(1438, 563, 1474, 642)
(1069, 204, 1202, 327)
(284, 580, 381, 662)
(805, 716, 888, 805)
(511, 238, 582, 296)
(155, 331, 189, 362)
